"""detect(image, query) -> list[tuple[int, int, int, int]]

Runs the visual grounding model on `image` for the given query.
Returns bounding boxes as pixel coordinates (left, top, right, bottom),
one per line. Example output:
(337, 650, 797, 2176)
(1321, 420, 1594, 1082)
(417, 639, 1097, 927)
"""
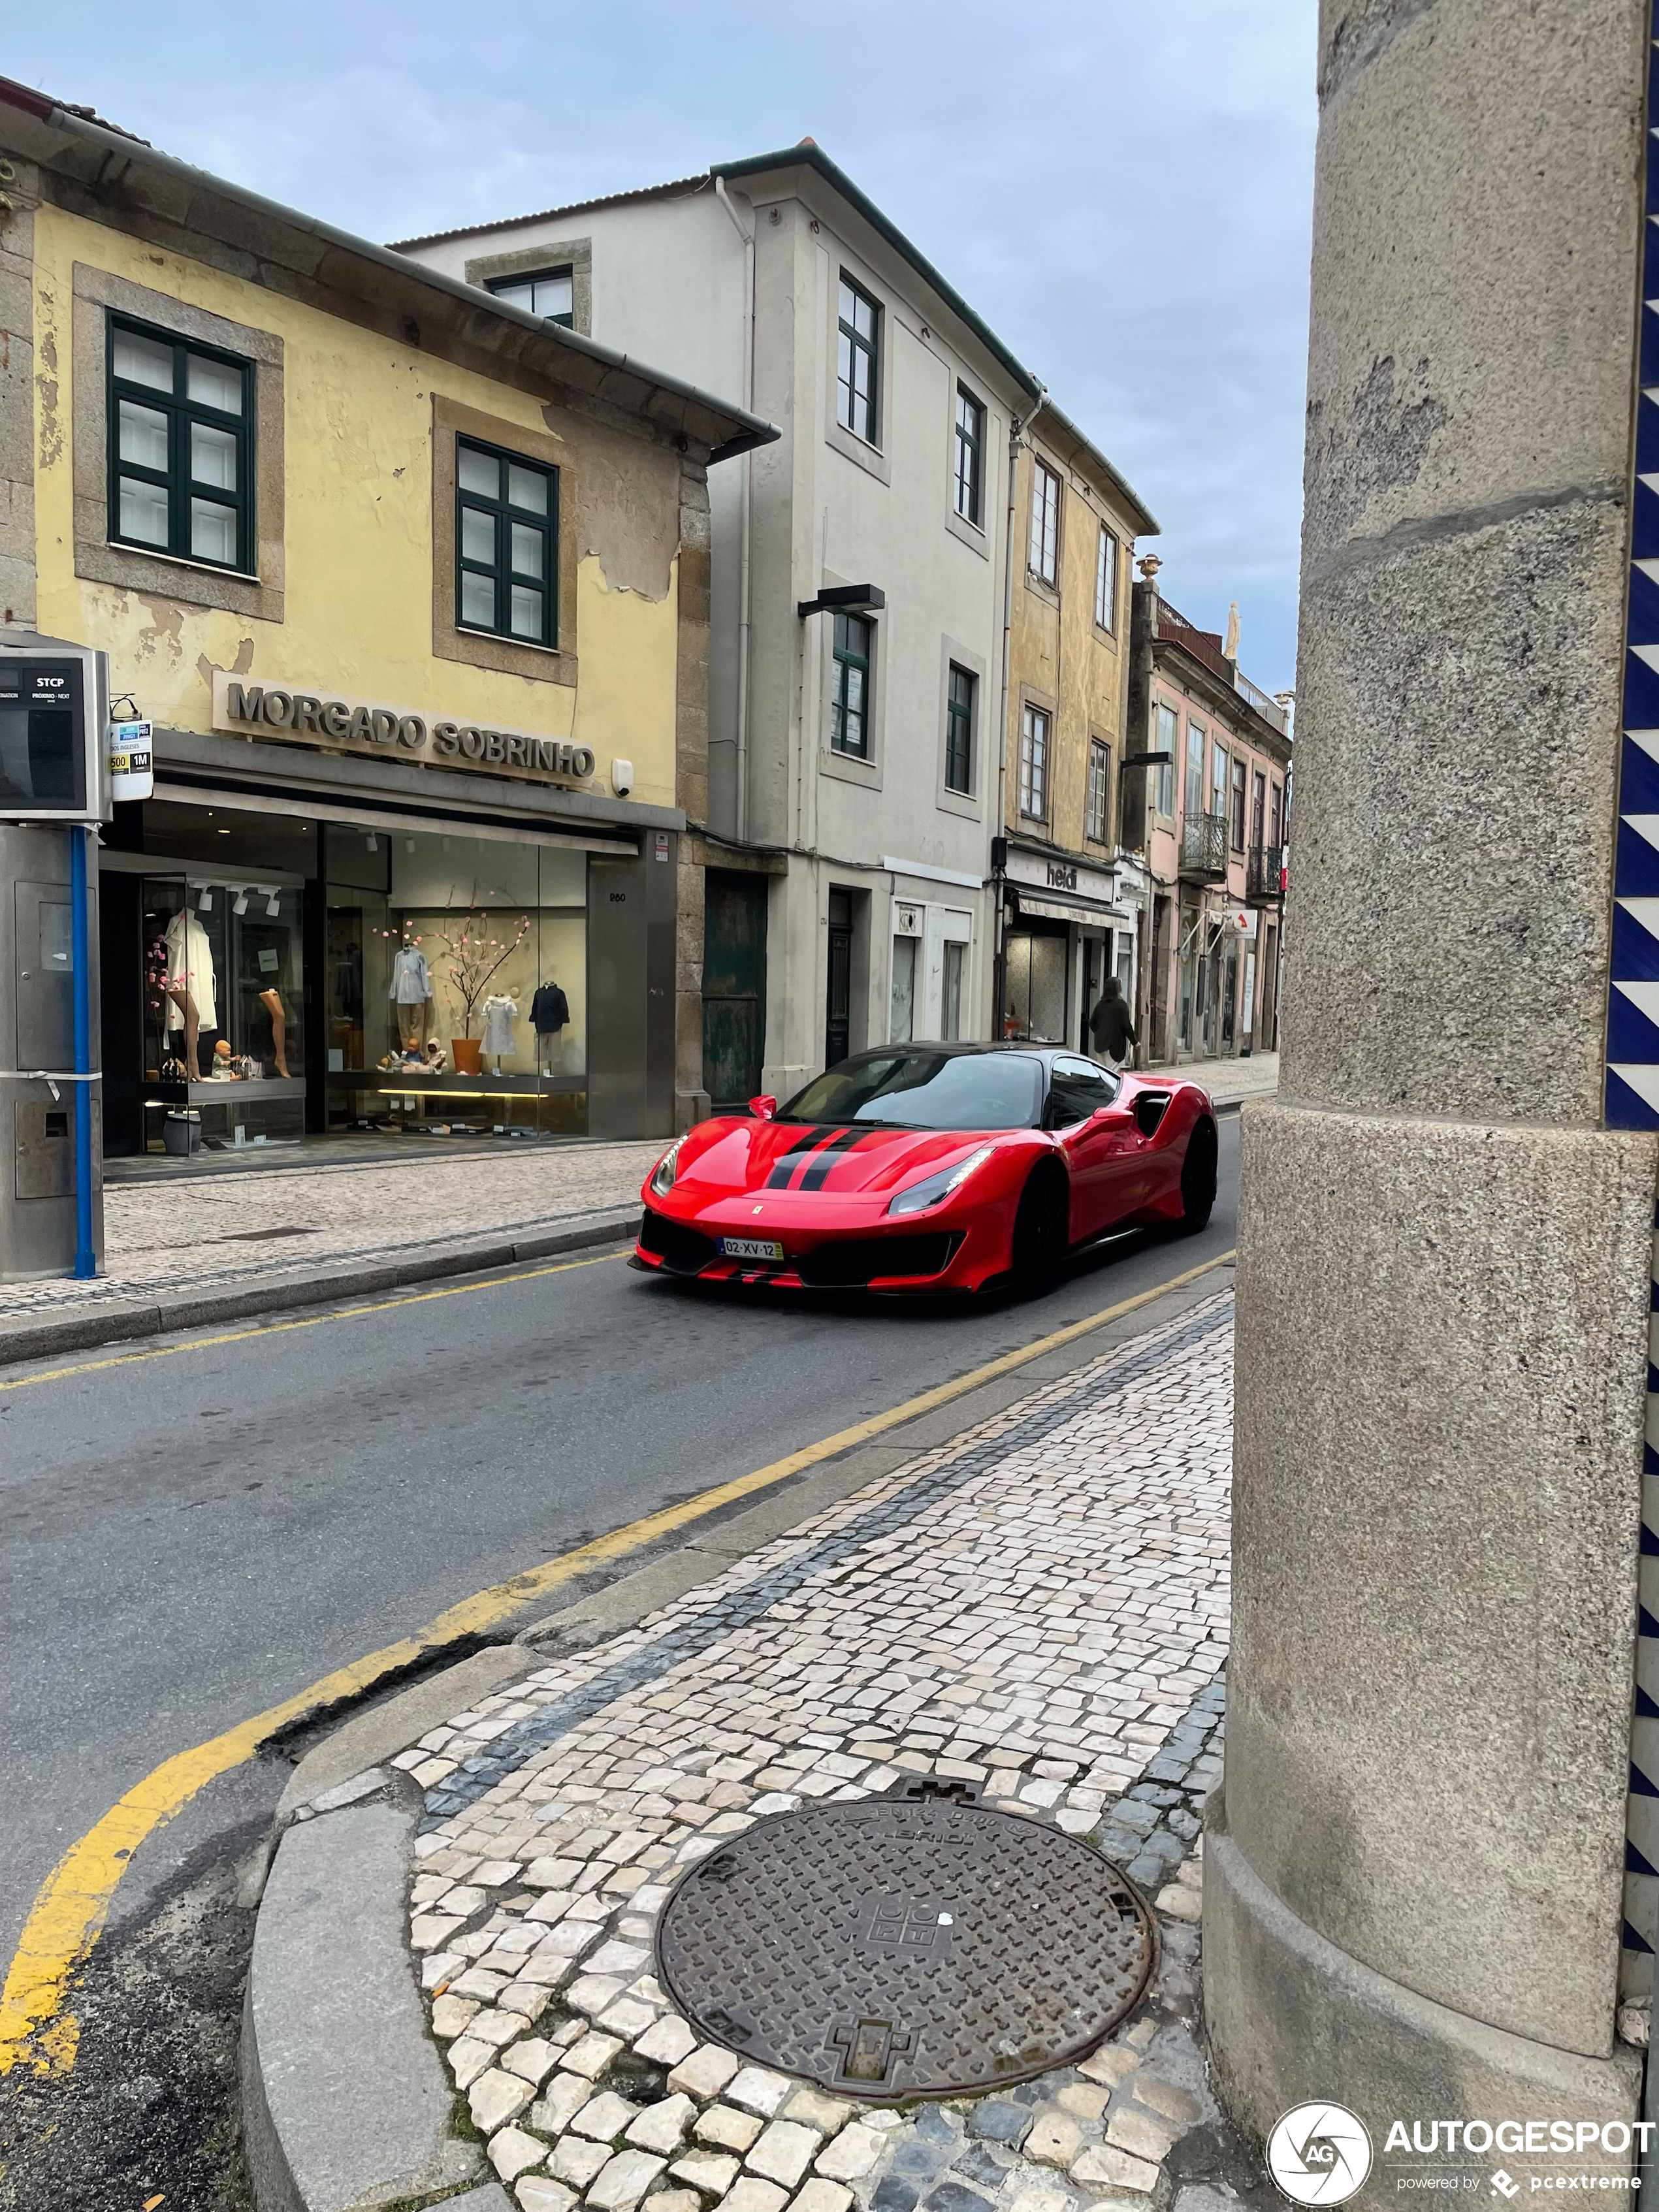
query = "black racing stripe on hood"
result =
(764, 1125, 834, 1190)
(796, 1125, 870, 1191)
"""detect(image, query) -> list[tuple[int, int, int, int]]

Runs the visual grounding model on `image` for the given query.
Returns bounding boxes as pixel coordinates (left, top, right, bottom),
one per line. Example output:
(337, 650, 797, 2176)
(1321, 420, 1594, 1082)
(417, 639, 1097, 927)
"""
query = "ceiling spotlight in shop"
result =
(233, 891, 248, 915)
(198, 888, 213, 911)
(366, 833, 378, 851)
(265, 892, 280, 918)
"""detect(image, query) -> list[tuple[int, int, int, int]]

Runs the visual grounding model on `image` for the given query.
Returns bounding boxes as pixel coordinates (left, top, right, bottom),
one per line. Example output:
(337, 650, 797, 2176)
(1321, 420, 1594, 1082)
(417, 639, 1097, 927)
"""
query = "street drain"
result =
(654, 1782, 1157, 2103)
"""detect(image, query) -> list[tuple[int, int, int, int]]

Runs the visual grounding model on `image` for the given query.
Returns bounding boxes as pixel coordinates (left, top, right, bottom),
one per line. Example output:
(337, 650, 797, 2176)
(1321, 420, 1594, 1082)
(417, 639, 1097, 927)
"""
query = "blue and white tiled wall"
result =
(1607, 16, 1659, 2008)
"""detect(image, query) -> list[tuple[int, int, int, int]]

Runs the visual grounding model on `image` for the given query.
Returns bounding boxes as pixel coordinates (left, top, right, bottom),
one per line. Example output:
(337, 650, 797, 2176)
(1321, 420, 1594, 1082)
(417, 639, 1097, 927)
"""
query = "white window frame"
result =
(1029, 461, 1060, 587)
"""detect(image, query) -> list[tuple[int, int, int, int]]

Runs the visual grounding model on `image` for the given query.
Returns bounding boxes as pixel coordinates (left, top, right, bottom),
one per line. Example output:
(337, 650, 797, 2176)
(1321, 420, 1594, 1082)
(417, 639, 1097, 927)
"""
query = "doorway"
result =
(826, 888, 854, 1068)
(702, 871, 768, 1107)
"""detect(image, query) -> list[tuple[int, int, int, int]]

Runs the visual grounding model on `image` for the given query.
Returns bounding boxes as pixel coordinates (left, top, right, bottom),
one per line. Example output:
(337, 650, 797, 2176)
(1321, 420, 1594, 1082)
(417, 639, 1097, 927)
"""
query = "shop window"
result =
(1003, 929, 1067, 1044)
(323, 829, 588, 1139)
(831, 613, 873, 758)
(1231, 756, 1248, 849)
(456, 436, 558, 648)
(837, 275, 881, 447)
(134, 870, 305, 1155)
(108, 315, 253, 573)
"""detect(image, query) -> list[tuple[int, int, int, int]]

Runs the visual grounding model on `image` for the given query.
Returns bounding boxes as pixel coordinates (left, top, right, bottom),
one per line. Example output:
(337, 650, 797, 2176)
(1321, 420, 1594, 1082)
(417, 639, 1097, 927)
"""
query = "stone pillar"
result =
(1206, 0, 1658, 2180)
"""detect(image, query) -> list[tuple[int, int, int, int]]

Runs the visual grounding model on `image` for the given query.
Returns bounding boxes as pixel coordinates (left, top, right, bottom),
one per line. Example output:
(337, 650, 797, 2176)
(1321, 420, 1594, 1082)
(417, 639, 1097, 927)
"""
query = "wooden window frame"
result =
(1087, 737, 1111, 844)
(831, 611, 873, 759)
(1020, 702, 1051, 820)
(106, 313, 255, 575)
(1094, 524, 1118, 633)
(944, 662, 976, 795)
(484, 265, 576, 329)
(455, 433, 559, 650)
(1029, 460, 1061, 587)
(954, 385, 985, 526)
(837, 274, 881, 449)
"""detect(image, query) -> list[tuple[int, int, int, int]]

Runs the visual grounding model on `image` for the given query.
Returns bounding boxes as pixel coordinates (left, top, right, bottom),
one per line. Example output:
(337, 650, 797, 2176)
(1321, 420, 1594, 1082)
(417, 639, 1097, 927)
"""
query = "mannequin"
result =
(389, 941, 433, 1053)
(164, 907, 216, 1081)
(480, 992, 517, 1076)
(259, 987, 290, 1078)
(530, 976, 570, 1075)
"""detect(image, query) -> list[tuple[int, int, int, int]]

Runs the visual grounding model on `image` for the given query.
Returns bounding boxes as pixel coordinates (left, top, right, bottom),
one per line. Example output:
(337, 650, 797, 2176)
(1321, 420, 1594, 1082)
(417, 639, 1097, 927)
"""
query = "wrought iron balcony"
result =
(1247, 842, 1285, 901)
(1179, 812, 1229, 881)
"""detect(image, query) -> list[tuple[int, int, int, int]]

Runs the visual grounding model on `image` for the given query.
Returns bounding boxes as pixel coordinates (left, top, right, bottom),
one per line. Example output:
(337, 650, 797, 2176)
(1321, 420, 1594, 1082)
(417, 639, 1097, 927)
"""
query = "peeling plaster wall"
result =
(30, 203, 683, 810)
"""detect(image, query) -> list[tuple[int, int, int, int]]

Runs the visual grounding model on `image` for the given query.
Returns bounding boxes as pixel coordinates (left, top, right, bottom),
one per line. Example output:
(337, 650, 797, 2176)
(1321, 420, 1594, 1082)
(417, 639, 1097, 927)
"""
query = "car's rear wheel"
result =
(1010, 1166, 1069, 1294)
(1176, 1117, 1218, 1234)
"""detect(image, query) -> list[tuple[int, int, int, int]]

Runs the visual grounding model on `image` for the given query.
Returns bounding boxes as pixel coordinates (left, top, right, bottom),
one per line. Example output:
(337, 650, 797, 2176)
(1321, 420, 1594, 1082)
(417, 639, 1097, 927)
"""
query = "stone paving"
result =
(391, 1293, 1234, 2212)
(0, 1140, 658, 1317)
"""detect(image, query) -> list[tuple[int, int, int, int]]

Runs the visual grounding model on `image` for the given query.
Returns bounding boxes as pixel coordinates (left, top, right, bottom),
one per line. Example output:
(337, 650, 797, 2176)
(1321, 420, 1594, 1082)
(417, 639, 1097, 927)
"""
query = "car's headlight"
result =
(649, 1138, 685, 1197)
(887, 1144, 996, 1218)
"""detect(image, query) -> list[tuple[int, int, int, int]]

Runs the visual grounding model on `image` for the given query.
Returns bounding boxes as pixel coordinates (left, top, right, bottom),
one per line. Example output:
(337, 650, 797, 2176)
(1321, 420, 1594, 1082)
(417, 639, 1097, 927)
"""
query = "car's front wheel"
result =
(1010, 1166, 1069, 1294)
(1176, 1117, 1218, 1234)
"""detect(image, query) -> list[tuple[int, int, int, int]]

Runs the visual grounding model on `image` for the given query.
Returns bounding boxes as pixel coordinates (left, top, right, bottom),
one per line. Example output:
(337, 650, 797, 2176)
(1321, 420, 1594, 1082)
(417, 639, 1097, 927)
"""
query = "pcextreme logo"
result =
(1268, 2103, 1376, 2204)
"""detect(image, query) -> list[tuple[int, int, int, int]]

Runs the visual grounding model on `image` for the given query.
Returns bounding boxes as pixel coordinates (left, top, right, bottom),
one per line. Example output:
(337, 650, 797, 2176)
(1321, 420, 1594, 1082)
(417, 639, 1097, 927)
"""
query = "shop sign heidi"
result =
(210, 673, 597, 789)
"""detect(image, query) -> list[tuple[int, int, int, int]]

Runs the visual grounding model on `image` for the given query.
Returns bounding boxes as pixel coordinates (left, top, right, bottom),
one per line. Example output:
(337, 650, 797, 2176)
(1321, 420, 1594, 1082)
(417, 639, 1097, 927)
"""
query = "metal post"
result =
(70, 824, 95, 1279)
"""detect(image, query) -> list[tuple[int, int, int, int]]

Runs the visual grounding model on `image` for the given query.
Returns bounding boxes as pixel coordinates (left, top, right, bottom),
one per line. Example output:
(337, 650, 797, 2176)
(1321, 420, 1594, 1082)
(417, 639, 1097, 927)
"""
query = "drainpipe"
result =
(715, 176, 756, 845)
(993, 385, 1046, 1039)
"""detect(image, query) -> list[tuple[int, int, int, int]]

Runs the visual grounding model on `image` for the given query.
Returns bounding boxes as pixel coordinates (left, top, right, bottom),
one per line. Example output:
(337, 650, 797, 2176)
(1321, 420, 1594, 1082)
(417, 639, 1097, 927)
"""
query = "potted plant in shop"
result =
(423, 912, 530, 1075)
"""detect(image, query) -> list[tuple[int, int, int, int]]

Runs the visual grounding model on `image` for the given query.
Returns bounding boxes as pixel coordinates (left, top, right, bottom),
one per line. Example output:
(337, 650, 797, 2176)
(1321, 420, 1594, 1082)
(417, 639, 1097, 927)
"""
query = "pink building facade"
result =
(1123, 576, 1290, 1068)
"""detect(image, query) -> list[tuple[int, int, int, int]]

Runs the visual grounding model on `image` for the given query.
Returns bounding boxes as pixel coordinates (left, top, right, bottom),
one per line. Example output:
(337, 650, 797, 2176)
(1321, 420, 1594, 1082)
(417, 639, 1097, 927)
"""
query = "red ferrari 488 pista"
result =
(632, 1043, 1217, 1296)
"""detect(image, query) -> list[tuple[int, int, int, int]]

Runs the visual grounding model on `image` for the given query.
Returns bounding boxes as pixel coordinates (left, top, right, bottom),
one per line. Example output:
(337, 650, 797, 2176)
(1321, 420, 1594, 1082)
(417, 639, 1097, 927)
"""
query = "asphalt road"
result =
(0, 1116, 1238, 2207)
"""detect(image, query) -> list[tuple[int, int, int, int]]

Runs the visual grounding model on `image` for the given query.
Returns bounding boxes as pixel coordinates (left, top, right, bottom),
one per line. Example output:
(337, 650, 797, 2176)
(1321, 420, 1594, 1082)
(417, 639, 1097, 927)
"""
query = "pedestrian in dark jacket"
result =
(1089, 976, 1137, 1069)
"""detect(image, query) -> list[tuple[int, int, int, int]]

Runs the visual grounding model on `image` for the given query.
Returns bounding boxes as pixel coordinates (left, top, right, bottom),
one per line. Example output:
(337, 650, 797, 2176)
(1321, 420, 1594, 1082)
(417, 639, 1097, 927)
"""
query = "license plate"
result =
(718, 1236, 785, 1262)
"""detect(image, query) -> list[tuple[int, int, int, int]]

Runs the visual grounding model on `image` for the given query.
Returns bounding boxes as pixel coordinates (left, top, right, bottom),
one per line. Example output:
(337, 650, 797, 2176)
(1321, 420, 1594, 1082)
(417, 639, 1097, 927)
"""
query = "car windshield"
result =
(779, 1051, 1044, 1132)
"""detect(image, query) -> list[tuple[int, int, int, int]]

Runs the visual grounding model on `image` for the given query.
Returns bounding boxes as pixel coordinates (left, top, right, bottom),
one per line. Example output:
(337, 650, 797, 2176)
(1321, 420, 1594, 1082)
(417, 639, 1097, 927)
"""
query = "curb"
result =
(239, 1258, 1236, 2211)
(0, 1207, 640, 1370)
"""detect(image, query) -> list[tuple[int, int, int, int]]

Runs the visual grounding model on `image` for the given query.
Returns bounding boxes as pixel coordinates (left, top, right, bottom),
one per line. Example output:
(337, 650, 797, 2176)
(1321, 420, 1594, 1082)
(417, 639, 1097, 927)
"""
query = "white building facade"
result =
(396, 144, 1041, 1106)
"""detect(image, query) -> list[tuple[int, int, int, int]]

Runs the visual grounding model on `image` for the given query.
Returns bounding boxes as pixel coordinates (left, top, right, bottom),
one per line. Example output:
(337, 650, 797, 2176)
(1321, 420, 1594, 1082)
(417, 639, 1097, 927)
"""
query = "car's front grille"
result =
(797, 1233, 959, 1289)
(638, 1210, 718, 1274)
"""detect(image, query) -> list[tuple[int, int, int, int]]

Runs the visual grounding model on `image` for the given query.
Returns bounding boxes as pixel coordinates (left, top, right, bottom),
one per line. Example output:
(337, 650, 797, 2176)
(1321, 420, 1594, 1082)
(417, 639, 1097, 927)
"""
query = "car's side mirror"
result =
(749, 1095, 778, 1121)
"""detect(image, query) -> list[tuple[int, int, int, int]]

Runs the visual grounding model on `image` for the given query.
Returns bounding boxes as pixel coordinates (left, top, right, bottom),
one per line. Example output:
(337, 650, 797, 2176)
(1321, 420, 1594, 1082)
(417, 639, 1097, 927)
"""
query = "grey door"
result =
(587, 852, 651, 1137)
(703, 871, 767, 1107)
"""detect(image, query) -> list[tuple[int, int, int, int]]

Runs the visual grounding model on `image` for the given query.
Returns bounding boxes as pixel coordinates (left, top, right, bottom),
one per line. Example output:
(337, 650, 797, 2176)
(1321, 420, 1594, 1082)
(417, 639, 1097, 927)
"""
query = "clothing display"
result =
(480, 995, 518, 1058)
(163, 910, 216, 1029)
(396, 1000, 427, 1049)
(389, 945, 433, 1004)
(530, 982, 570, 1034)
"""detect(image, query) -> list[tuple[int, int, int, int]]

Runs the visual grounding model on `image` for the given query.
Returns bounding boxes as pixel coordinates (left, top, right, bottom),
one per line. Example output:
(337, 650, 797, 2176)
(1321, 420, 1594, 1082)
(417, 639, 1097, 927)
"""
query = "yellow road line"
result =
(0, 1245, 628, 1393)
(0, 1245, 1234, 2077)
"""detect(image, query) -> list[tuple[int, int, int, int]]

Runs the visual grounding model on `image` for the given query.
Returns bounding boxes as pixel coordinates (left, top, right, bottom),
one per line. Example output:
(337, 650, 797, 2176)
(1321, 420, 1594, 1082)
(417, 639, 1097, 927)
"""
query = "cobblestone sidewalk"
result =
(0, 1141, 658, 1318)
(390, 1293, 1236, 2212)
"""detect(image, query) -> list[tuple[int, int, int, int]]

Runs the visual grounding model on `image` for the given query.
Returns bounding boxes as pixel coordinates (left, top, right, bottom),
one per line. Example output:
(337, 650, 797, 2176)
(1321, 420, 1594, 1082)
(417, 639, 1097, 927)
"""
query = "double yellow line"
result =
(0, 1243, 1232, 2077)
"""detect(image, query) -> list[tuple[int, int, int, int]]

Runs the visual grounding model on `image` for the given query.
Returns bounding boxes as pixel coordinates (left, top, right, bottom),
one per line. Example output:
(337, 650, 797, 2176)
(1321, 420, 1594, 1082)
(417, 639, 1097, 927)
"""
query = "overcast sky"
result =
(12, 2, 1317, 693)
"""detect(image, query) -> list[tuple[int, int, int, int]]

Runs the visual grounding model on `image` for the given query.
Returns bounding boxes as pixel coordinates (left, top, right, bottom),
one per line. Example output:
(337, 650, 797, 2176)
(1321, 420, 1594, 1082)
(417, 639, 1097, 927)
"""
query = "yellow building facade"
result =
(1, 85, 771, 1155)
(998, 406, 1157, 1051)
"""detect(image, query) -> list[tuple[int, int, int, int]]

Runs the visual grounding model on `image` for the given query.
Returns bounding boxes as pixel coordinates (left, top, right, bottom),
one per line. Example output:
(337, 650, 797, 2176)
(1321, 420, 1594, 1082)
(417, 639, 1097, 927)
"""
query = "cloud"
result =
(16, 0, 1316, 686)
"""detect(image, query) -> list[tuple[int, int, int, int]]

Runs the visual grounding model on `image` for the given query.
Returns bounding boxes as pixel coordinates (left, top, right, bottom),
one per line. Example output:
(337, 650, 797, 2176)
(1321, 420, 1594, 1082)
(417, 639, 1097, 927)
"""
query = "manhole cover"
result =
(654, 1784, 1157, 2102)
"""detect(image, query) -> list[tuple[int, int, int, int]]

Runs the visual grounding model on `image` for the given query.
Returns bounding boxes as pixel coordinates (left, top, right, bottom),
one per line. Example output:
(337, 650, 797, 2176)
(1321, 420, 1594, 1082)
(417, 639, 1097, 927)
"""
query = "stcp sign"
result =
(211, 672, 598, 790)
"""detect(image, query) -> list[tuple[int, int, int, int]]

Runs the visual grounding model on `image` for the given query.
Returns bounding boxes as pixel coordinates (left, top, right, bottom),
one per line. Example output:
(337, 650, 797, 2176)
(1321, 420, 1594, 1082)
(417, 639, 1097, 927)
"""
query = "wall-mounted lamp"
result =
(797, 583, 886, 620)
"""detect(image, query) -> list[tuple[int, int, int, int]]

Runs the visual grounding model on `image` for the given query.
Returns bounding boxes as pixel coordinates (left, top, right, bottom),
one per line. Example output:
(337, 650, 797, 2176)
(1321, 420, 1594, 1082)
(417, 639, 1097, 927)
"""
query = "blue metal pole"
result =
(71, 824, 95, 1279)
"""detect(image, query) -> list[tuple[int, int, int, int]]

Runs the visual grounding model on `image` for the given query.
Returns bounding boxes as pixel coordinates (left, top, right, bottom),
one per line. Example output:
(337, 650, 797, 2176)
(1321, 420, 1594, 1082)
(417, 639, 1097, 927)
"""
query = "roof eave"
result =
(0, 80, 779, 464)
